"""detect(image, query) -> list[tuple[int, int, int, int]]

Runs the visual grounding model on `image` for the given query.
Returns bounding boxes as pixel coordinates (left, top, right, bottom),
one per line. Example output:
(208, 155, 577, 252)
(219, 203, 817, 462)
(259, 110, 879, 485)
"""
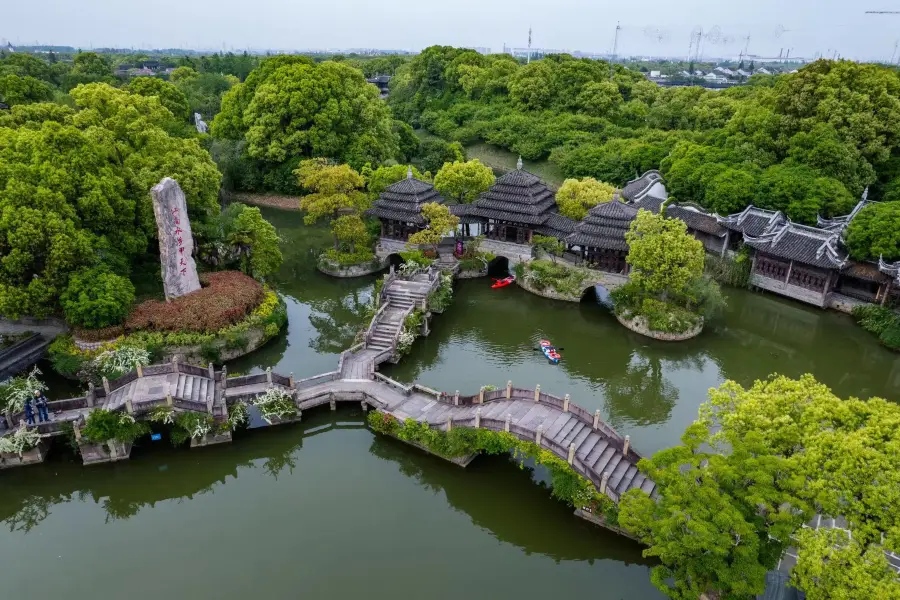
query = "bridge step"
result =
(608, 455, 631, 490)
(616, 465, 640, 494)
(592, 445, 616, 473)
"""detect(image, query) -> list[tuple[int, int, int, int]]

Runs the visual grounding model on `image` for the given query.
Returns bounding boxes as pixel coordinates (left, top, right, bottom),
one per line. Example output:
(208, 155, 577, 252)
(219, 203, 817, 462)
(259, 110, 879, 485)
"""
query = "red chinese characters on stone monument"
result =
(172, 206, 186, 275)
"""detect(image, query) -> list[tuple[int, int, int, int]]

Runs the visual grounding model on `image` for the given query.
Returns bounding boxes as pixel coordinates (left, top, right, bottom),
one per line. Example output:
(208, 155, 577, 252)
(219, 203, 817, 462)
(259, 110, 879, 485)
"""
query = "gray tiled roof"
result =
(632, 196, 725, 236)
(565, 200, 638, 251)
(534, 212, 578, 240)
(743, 222, 847, 269)
(817, 192, 873, 232)
(719, 206, 786, 236)
(471, 168, 558, 225)
(367, 173, 446, 225)
(620, 170, 665, 202)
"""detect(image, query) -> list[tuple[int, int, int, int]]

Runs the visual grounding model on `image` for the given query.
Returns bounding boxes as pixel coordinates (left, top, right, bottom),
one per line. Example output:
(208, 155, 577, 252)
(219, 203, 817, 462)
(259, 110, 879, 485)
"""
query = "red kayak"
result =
(491, 275, 516, 289)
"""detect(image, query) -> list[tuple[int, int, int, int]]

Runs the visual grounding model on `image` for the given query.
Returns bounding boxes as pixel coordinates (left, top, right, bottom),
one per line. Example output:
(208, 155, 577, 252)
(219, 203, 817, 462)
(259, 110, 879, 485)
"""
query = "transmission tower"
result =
(527, 26, 532, 64)
(611, 21, 621, 61)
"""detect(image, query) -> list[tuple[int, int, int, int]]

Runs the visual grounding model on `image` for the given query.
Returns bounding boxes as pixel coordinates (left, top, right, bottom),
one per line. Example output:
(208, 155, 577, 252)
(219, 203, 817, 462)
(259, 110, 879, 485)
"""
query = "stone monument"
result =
(151, 177, 201, 299)
(194, 112, 208, 134)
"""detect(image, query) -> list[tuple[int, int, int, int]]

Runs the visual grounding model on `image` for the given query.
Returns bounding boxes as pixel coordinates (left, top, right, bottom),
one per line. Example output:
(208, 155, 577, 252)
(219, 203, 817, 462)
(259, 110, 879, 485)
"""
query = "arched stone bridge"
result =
(2, 267, 654, 507)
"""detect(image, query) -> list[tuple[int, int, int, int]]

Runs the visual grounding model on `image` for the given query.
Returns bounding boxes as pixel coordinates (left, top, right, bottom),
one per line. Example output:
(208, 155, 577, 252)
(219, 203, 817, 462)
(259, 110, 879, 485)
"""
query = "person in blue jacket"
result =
(34, 390, 49, 423)
(23, 397, 35, 425)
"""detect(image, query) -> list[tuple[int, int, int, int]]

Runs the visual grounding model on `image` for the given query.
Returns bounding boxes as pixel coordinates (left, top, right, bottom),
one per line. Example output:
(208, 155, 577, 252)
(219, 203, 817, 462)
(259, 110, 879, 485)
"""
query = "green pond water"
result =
(7, 206, 900, 600)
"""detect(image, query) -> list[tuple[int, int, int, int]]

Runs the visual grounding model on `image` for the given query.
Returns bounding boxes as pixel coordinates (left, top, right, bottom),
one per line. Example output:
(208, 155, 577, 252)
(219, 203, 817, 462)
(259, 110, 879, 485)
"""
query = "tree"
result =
(845, 201, 900, 261)
(221, 60, 397, 167)
(575, 80, 623, 117)
(295, 159, 369, 248)
(703, 168, 758, 215)
(210, 54, 316, 140)
(393, 120, 420, 162)
(531, 234, 565, 263)
(620, 374, 900, 599)
(792, 528, 900, 599)
(625, 210, 705, 298)
(364, 164, 428, 196)
(0, 83, 221, 319)
(419, 139, 465, 174)
(407, 202, 459, 255)
(72, 52, 111, 77)
(0, 74, 53, 106)
(127, 76, 190, 121)
(331, 214, 370, 254)
(169, 66, 198, 82)
(555, 177, 617, 220)
(754, 164, 855, 224)
(61, 267, 135, 329)
(230, 205, 283, 279)
(433, 159, 495, 204)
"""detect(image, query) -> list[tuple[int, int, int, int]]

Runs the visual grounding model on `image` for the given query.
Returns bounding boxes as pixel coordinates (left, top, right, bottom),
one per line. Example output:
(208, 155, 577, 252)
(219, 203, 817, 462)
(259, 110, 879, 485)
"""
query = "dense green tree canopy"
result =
(127, 76, 191, 121)
(0, 74, 54, 106)
(390, 50, 900, 248)
(61, 267, 135, 329)
(0, 83, 220, 318)
(845, 201, 900, 261)
(625, 210, 705, 298)
(555, 177, 617, 220)
(433, 159, 495, 204)
(363, 164, 428, 196)
(224, 61, 398, 167)
(620, 374, 900, 599)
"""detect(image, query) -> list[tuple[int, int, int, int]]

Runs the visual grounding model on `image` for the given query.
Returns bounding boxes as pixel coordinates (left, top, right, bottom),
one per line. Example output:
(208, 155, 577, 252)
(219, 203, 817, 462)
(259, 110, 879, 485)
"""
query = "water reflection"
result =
(1, 409, 650, 569)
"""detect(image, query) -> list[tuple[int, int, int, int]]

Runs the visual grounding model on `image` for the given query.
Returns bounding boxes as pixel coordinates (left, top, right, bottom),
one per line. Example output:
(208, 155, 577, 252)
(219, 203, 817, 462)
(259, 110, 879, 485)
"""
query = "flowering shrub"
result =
(0, 425, 43, 455)
(250, 388, 297, 424)
(126, 271, 264, 333)
(81, 410, 149, 444)
(93, 346, 151, 379)
(72, 325, 126, 342)
(0, 367, 48, 413)
(171, 412, 213, 445)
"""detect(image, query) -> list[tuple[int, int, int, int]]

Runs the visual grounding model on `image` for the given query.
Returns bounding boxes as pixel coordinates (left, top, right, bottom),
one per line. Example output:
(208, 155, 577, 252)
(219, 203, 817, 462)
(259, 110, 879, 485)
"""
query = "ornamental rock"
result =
(151, 177, 201, 299)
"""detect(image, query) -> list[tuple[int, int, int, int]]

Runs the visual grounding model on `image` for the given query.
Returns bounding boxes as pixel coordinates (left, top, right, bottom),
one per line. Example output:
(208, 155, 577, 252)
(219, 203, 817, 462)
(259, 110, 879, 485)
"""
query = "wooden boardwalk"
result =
(2, 266, 654, 504)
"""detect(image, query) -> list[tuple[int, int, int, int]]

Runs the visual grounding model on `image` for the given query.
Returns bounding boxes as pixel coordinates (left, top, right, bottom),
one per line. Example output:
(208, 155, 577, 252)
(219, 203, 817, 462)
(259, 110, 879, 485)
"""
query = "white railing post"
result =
(102, 377, 111, 395)
(623, 435, 630, 457)
(125, 398, 133, 414)
(172, 355, 179, 374)
(505, 413, 511, 432)
(506, 380, 512, 400)
(289, 373, 295, 389)
(208, 362, 215, 380)
(568, 443, 575, 465)
(453, 390, 459, 405)
(563, 393, 570, 413)
(535, 426, 543, 445)
(474, 408, 481, 429)
(478, 387, 484, 404)
(447, 416, 452, 432)
(266, 367, 273, 387)
(136, 363, 143, 378)
(593, 409, 601, 430)
(533, 384, 540, 402)
(600, 472, 610, 494)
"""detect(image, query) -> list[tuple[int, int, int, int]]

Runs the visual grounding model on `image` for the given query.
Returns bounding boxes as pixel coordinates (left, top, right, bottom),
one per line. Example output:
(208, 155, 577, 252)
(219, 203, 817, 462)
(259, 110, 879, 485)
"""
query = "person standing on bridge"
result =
(34, 389, 49, 423)
(23, 396, 35, 426)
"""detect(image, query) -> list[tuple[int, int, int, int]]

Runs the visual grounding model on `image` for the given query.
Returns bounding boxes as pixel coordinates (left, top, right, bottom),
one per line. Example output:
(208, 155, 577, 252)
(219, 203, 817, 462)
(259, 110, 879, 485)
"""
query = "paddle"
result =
(532, 347, 565, 352)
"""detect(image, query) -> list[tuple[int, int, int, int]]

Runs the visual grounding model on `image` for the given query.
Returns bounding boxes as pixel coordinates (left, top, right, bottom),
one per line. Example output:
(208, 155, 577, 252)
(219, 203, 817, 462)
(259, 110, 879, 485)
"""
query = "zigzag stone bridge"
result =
(1, 267, 654, 529)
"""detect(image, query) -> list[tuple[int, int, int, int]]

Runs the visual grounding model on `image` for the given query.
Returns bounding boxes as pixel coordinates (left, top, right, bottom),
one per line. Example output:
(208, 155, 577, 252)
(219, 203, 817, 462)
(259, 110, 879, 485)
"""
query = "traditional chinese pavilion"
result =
(566, 198, 638, 274)
(366, 168, 446, 241)
(470, 158, 558, 245)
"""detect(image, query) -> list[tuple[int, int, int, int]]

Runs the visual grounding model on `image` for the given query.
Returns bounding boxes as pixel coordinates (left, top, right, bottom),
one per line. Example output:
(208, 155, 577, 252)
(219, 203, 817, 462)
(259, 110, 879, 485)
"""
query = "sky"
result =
(5, 0, 900, 62)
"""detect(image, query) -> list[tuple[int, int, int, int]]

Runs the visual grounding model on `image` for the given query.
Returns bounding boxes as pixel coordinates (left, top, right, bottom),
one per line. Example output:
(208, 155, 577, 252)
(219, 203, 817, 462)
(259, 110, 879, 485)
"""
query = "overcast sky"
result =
(5, 0, 900, 61)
